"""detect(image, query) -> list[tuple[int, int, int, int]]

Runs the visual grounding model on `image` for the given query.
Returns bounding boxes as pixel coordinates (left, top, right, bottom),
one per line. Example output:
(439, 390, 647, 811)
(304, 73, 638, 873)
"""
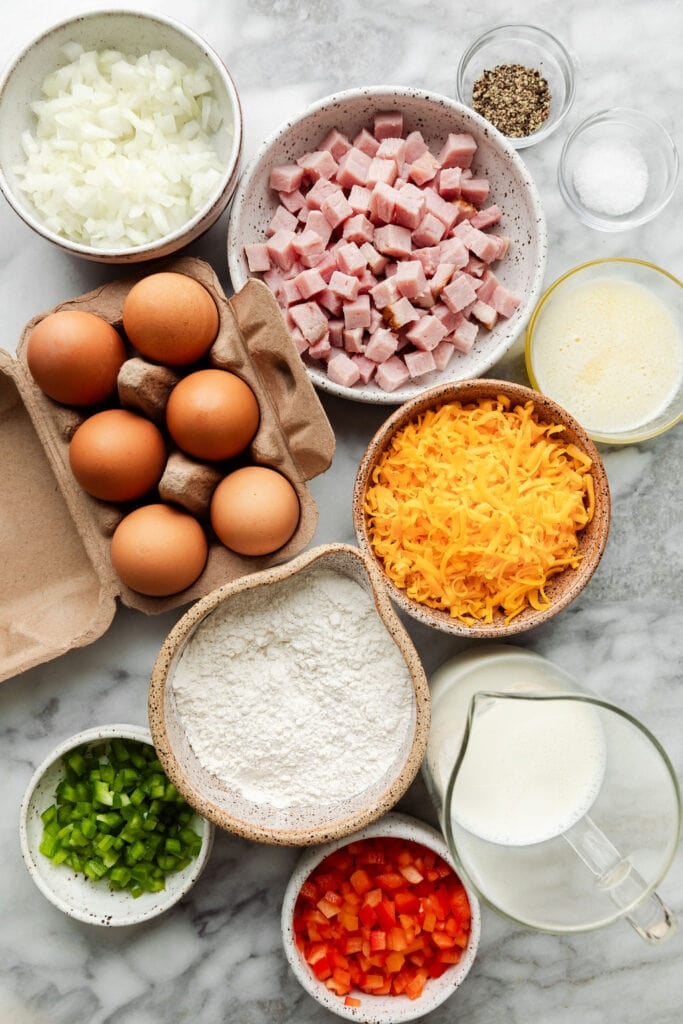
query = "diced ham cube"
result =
(393, 187, 425, 230)
(318, 288, 344, 316)
(266, 229, 297, 271)
(348, 184, 372, 214)
(412, 212, 446, 247)
(438, 133, 477, 169)
(376, 137, 406, 165)
(432, 303, 464, 332)
(405, 314, 448, 351)
(308, 333, 331, 360)
(430, 263, 456, 295)
(297, 149, 338, 181)
(442, 273, 479, 313)
(263, 266, 285, 294)
(374, 224, 413, 258)
(370, 276, 400, 310)
(304, 211, 333, 246)
(490, 285, 521, 318)
(412, 246, 442, 277)
(319, 128, 352, 161)
(328, 319, 345, 347)
(374, 111, 404, 140)
(267, 204, 298, 236)
(395, 260, 428, 299)
(351, 353, 377, 384)
(493, 236, 510, 260)
(343, 327, 366, 353)
(292, 228, 325, 260)
(462, 225, 501, 264)
(306, 177, 340, 210)
(344, 294, 371, 330)
(353, 128, 380, 157)
(343, 214, 375, 244)
(438, 166, 462, 199)
(464, 255, 486, 278)
(269, 164, 304, 192)
(244, 243, 271, 273)
(375, 355, 410, 392)
(403, 130, 428, 163)
(413, 286, 435, 309)
(366, 326, 399, 363)
(297, 206, 309, 225)
(310, 250, 337, 282)
(290, 301, 329, 344)
(336, 241, 367, 277)
(289, 326, 308, 355)
(383, 297, 418, 329)
(280, 278, 303, 306)
(476, 269, 499, 305)
(369, 182, 400, 224)
(432, 339, 456, 370)
(329, 270, 361, 301)
(360, 242, 388, 276)
(470, 204, 502, 231)
(460, 177, 491, 207)
(470, 299, 498, 330)
(367, 157, 398, 187)
(369, 307, 383, 333)
(451, 198, 479, 224)
(404, 348, 437, 378)
(439, 236, 469, 268)
(357, 268, 378, 294)
(423, 190, 459, 232)
(328, 351, 361, 388)
(336, 147, 372, 188)
(294, 268, 326, 299)
(408, 150, 441, 186)
(279, 188, 306, 213)
(451, 319, 479, 353)
(321, 189, 354, 229)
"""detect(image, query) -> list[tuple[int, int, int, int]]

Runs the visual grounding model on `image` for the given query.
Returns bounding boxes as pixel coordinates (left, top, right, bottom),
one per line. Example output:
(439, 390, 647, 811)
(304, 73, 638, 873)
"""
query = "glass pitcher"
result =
(423, 645, 681, 941)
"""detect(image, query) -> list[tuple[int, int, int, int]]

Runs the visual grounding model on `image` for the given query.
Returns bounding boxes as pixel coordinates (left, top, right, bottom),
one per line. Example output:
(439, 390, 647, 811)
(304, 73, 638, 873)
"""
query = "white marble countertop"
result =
(1, 1, 681, 1022)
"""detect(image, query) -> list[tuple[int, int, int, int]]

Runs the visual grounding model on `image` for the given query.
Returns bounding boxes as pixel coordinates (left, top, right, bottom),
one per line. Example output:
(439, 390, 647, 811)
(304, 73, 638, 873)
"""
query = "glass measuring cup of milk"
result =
(423, 645, 681, 941)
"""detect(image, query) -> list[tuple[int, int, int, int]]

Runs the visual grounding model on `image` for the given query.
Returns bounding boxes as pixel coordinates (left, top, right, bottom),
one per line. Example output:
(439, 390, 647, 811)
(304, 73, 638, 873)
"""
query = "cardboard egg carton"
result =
(0, 257, 335, 684)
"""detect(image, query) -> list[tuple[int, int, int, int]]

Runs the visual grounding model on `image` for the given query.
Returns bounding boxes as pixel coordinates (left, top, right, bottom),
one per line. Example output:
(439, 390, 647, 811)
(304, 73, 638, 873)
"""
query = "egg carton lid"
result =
(0, 257, 335, 684)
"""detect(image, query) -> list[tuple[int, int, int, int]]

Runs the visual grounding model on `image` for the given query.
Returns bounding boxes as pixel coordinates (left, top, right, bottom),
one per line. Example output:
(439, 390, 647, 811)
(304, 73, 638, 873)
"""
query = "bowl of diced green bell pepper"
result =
(19, 724, 214, 925)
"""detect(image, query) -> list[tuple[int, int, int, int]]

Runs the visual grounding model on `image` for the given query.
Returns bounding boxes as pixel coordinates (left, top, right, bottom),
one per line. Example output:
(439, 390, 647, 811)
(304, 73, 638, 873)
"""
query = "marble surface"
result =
(1, 1, 681, 1022)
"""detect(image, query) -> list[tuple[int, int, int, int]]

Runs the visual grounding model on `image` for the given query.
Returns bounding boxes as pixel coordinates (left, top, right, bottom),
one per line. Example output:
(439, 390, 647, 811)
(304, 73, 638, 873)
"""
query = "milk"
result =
(425, 646, 606, 847)
(530, 277, 682, 435)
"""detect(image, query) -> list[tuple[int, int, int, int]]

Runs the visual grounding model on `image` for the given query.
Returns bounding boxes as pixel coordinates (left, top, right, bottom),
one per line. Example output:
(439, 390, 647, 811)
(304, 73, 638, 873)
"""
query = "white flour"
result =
(172, 566, 414, 808)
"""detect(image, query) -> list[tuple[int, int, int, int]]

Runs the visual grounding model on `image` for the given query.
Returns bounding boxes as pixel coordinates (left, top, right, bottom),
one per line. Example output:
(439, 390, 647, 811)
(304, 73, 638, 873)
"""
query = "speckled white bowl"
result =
(19, 724, 214, 926)
(227, 86, 547, 404)
(281, 812, 481, 1023)
(0, 10, 242, 263)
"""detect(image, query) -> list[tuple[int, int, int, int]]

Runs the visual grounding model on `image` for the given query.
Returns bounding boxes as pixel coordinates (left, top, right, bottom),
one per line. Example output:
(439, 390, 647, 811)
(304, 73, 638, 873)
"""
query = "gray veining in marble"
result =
(0, 1, 681, 1022)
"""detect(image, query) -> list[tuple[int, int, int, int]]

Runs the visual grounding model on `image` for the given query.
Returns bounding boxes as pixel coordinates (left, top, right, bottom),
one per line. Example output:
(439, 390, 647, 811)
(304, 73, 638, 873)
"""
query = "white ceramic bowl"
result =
(0, 10, 242, 263)
(281, 812, 481, 1022)
(19, 724, 214, 926)
(227, 86, 547, 404)
(558, 108, 679, 231)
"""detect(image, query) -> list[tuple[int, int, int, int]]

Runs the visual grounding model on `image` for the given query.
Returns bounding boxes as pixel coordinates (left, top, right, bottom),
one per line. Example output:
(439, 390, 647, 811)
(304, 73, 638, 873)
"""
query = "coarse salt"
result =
(572, 140, 649, 217)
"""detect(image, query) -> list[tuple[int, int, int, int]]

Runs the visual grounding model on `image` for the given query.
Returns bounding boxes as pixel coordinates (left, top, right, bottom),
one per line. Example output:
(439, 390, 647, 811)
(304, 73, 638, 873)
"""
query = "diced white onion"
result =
(13, 45, 228, 249)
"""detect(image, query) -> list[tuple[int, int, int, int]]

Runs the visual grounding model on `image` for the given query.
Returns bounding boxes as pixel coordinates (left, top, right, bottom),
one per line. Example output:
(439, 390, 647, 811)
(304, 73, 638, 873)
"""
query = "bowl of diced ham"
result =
(227, 86, 547, 403)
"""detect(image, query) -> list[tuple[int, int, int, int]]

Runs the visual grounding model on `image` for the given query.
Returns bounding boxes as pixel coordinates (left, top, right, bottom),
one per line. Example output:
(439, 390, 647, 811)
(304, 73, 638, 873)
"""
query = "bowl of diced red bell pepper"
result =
(281, 812, 481, 1021)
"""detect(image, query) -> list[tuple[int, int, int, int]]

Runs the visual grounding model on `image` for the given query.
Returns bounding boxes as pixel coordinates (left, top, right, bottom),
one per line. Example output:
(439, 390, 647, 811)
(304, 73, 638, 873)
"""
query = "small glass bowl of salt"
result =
(558, 108, 679, 231)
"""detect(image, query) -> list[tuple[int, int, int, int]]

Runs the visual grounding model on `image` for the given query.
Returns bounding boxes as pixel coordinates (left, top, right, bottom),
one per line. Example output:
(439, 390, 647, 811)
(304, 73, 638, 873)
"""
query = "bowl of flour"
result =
(148, 543, 430, 844)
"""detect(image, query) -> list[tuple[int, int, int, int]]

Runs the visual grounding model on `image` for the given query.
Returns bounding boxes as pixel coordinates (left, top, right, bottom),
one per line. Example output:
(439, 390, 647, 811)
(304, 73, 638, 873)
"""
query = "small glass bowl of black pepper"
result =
(456, 24, 575, 148)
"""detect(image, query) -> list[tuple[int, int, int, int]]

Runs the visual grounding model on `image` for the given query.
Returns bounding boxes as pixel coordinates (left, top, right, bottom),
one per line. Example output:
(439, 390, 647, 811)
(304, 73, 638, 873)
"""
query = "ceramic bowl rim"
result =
(280, 811, 481, 1022)
(19, 723, 214, 926)
(525, 257, 683, 443)
(0, 8, 243, 261)
(352, 378, 611, 637)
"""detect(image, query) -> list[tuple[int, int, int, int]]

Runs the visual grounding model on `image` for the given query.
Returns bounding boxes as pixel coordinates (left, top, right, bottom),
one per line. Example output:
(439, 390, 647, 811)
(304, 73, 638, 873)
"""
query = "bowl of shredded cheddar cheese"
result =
(352, 379, 610, 637)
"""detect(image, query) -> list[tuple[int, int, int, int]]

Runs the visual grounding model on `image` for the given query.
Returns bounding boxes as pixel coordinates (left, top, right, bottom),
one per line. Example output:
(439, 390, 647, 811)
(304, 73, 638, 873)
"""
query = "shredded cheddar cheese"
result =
(364, 396, 595, 625)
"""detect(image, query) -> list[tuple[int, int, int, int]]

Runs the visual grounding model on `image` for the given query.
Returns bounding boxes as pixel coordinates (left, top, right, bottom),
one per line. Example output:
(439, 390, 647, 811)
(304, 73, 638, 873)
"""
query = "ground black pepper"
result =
(472, 63, 551, 137)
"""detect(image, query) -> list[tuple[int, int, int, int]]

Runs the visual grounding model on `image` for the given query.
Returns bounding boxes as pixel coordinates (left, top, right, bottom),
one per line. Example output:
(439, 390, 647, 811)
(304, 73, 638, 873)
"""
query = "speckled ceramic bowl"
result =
(19, 724, 214, 926)
(149, 544, 430, 845)
(227, 86, 547, 404)
(0, 10, 242, 263)
(281, 812, 481, 1022)
(353, 379, 611, 638)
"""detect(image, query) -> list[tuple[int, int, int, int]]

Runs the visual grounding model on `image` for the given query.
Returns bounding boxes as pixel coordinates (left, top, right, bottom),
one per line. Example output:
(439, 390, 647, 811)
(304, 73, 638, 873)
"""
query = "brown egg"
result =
(26, 310, 126, 405)
(122, 272, 219, 366)
(111, 504, 208, 596)
(210, 466, 300, 556)
(69, 409, 166, 502)
(166, 369, 260, 461)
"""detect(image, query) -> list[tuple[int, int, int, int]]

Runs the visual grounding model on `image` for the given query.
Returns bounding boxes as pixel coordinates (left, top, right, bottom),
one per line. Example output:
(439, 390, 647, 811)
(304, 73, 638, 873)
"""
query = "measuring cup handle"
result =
(563, 815, 676, 943)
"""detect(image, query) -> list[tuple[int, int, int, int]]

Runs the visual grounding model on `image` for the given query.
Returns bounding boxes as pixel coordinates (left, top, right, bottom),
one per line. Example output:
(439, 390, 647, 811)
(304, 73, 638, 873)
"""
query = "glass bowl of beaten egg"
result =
(526, 258, 683, 445)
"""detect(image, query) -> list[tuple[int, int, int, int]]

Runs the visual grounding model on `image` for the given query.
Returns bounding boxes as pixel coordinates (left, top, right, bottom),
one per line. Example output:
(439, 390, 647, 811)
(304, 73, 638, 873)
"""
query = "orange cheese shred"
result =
(364, 396, 595, 625)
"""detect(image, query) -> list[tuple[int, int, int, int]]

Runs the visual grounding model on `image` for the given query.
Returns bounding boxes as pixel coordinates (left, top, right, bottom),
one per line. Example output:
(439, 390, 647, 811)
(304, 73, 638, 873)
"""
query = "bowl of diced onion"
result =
(0, 10, 242, 263)
(19, 724, 214, 926)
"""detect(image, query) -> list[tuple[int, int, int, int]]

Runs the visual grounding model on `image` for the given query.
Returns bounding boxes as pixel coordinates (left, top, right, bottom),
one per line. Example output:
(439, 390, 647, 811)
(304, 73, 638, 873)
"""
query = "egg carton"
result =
(0, 256, 335, 684)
